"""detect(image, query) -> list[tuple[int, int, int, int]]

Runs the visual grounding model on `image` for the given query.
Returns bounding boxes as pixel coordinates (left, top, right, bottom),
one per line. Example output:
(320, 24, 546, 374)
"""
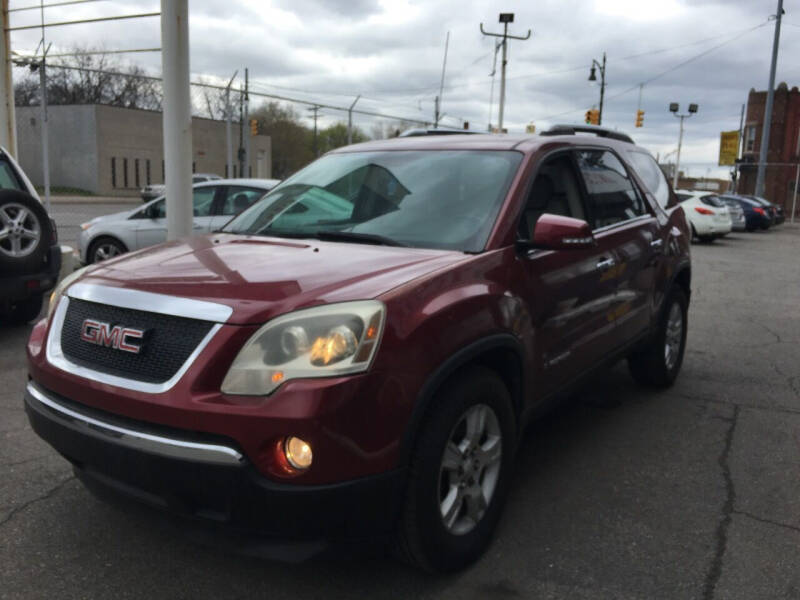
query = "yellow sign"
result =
(718, 130, 739, 166)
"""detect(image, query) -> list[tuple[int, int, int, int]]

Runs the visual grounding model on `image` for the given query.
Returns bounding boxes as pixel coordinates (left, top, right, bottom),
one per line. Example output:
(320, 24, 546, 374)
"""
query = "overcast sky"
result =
(8, 0, 799, 179)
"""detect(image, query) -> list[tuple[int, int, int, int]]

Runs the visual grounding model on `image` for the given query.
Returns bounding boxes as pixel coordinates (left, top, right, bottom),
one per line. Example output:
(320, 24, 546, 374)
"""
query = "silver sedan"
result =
(79, 178, 280, 264)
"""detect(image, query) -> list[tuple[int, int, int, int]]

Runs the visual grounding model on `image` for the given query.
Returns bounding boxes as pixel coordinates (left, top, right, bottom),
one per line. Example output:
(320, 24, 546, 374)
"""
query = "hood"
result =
(89, 208, 137, 225)
(77, 233, 469, 324)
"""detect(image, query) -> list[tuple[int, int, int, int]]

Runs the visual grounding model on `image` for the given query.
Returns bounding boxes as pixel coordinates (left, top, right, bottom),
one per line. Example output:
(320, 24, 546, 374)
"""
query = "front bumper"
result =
(24, 380, 405, 544)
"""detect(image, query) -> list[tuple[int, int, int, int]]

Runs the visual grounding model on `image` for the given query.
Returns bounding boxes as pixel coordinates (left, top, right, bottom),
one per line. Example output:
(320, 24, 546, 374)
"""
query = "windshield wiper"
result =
(314, 230, 407, 247)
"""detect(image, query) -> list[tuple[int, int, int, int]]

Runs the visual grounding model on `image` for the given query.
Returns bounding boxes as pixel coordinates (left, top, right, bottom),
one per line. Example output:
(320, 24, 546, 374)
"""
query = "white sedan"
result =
(675, 190, 733, 242)
(79, 178, 280, 264)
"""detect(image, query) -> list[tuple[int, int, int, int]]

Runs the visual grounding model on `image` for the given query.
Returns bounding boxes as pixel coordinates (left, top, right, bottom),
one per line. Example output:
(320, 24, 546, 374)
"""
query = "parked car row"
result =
(675, 189, 786, 242)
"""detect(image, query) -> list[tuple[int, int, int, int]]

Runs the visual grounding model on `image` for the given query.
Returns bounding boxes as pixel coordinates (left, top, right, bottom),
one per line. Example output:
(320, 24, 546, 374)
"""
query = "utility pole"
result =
(487, 40, 500, 131)
(588, 53, 606, 125)
(755, 0, 783, 198)
(347, 95, 360, 144)
(669, 102, 698, 190)
(243, 67, 249, 178)
(480, 13, 531, 132)
(237, 82, 244, 178)
(38, 49, 50, 212)
(308, 105, 320, 157)
(161, 0, 192, 241)
(434, 31, 449, 128)
(36, 0, 51, 212)
(224, 70, 237, 178)
(0, 0, 17, 158)
(734, 103, 745, 193)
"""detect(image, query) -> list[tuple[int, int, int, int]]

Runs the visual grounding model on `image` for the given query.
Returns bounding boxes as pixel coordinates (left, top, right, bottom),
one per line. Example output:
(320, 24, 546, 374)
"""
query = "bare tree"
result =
(14, 46, 162, 111)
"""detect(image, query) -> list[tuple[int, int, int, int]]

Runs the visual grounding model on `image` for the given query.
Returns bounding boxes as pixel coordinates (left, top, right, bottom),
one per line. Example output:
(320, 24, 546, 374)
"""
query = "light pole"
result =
(669, 102, 698, 189)
(755, 0, 783, 198)
(588, 52, 606, 126)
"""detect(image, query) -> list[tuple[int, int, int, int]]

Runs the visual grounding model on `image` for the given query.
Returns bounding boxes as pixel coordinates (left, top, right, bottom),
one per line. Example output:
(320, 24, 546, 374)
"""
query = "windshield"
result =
(223, 150, 523, 251)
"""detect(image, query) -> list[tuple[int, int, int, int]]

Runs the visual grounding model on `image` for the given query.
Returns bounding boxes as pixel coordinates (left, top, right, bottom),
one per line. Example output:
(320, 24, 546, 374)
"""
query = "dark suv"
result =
(0, 148, 61, 324)
(24, 125, 691, 572)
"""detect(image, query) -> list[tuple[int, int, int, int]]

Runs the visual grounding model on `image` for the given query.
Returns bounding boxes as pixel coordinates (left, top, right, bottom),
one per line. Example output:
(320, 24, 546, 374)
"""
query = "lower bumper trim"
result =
(26, 381, 243, 466)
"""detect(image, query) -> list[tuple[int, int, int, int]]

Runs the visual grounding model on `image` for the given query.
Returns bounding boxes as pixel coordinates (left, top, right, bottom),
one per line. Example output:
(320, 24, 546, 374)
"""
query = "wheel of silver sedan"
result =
(93, 242, 122, 262)
(0, 202, 41, 258)
(664, 302, 683, 371)
(438, 403, 502, 536)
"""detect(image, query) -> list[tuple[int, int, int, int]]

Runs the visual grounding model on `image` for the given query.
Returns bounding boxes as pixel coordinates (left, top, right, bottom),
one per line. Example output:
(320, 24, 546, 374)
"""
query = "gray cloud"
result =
(6, 0, 797, 177)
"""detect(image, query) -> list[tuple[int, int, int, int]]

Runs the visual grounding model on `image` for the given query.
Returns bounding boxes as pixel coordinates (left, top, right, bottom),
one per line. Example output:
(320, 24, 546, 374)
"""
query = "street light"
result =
(670, 102, 699, 189)
(588, 52, 606, 125)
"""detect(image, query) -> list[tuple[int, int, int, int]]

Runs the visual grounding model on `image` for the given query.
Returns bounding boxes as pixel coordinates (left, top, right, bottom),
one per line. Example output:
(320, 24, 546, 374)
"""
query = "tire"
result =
(395, 367, 516, 572)
(698, 235, 714, 244)
(4, 294, 43, 325)
(88, 236, 126, 263)
(690, 224, 698, 242)
(0, 189, 53, 275)
(628, 288, 688, 388)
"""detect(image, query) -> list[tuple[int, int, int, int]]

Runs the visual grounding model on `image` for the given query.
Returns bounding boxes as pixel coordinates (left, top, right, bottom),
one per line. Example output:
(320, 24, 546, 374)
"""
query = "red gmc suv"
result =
(24, 125, 690, 572)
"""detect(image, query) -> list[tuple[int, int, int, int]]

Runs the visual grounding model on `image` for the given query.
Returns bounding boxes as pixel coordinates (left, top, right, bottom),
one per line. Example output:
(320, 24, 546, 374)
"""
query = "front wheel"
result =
(395, 368, 516, 572)
(628, 288, 688, 388)
(88, 236, 126, 263)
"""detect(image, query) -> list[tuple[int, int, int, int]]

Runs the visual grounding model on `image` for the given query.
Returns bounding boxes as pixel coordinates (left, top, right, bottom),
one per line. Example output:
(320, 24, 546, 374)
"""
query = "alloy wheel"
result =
(0, 203, 41, 258)
(438, 403, 502, 536)
(93, 242, 122, 262)
(664, 302, 683, 371)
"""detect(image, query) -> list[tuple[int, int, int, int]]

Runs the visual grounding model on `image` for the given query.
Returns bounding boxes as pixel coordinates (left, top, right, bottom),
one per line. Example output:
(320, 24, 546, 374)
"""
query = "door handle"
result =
(650, 239, 664, 249)
(596, 257, 616, 271)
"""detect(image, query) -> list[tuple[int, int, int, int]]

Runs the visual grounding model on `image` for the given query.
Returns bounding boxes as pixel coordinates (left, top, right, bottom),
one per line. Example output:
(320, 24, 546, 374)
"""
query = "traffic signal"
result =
(635, 109, 644, 128)
(585, 110, 592, 124)
(585, 109, 599, 125)
(249, 119, 258, 136)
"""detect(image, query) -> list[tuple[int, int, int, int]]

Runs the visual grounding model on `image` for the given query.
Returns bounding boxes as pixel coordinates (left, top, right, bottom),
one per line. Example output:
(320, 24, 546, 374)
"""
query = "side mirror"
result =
(529, 213, 595, 250)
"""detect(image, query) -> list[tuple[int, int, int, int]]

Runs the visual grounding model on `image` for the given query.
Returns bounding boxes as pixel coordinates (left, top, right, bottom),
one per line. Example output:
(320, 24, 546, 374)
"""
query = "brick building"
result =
(16, 104, 272, 196)
(738, 82, 800, 215)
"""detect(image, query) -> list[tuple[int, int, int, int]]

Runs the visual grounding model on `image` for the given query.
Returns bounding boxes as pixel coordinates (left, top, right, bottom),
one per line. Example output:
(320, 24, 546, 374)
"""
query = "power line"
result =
(8, 0, 106, 12)
(536, 21, 770, 122)
(33, 47, 161, 58)
(6, 12, 160, 32)
(19, 61, 432, 126)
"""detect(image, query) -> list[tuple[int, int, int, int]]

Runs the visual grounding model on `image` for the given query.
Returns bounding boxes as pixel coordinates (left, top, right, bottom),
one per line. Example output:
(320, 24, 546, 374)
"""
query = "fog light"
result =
(284, 436, 313, 470)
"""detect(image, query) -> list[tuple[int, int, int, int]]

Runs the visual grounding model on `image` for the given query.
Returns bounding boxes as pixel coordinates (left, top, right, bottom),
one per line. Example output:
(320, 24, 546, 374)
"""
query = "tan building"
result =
(16, 104, 271, 196)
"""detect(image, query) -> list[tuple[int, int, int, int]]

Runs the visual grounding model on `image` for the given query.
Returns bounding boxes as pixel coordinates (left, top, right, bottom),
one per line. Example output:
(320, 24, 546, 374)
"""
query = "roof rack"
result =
(540, 124, 634, 144)
(398, 127, 478, 137)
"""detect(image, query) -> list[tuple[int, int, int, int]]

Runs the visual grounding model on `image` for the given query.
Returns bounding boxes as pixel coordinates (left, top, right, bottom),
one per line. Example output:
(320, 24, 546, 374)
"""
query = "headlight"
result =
(47, 265, 95, 319)
(221, 300, 385, 395)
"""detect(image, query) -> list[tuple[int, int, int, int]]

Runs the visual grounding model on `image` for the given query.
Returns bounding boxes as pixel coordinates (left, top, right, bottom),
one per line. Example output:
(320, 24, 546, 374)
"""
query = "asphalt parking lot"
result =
(1, 223, 799, 599)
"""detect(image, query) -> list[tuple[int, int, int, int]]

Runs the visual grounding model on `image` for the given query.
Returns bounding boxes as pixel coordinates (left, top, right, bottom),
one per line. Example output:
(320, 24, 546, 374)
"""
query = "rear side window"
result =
(220, 186, 268, 216)
(576, 150, 645, 229)
(700, 195, 725, 208)
(192, 187, 217, 216)
(627, 151, 670, 209)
